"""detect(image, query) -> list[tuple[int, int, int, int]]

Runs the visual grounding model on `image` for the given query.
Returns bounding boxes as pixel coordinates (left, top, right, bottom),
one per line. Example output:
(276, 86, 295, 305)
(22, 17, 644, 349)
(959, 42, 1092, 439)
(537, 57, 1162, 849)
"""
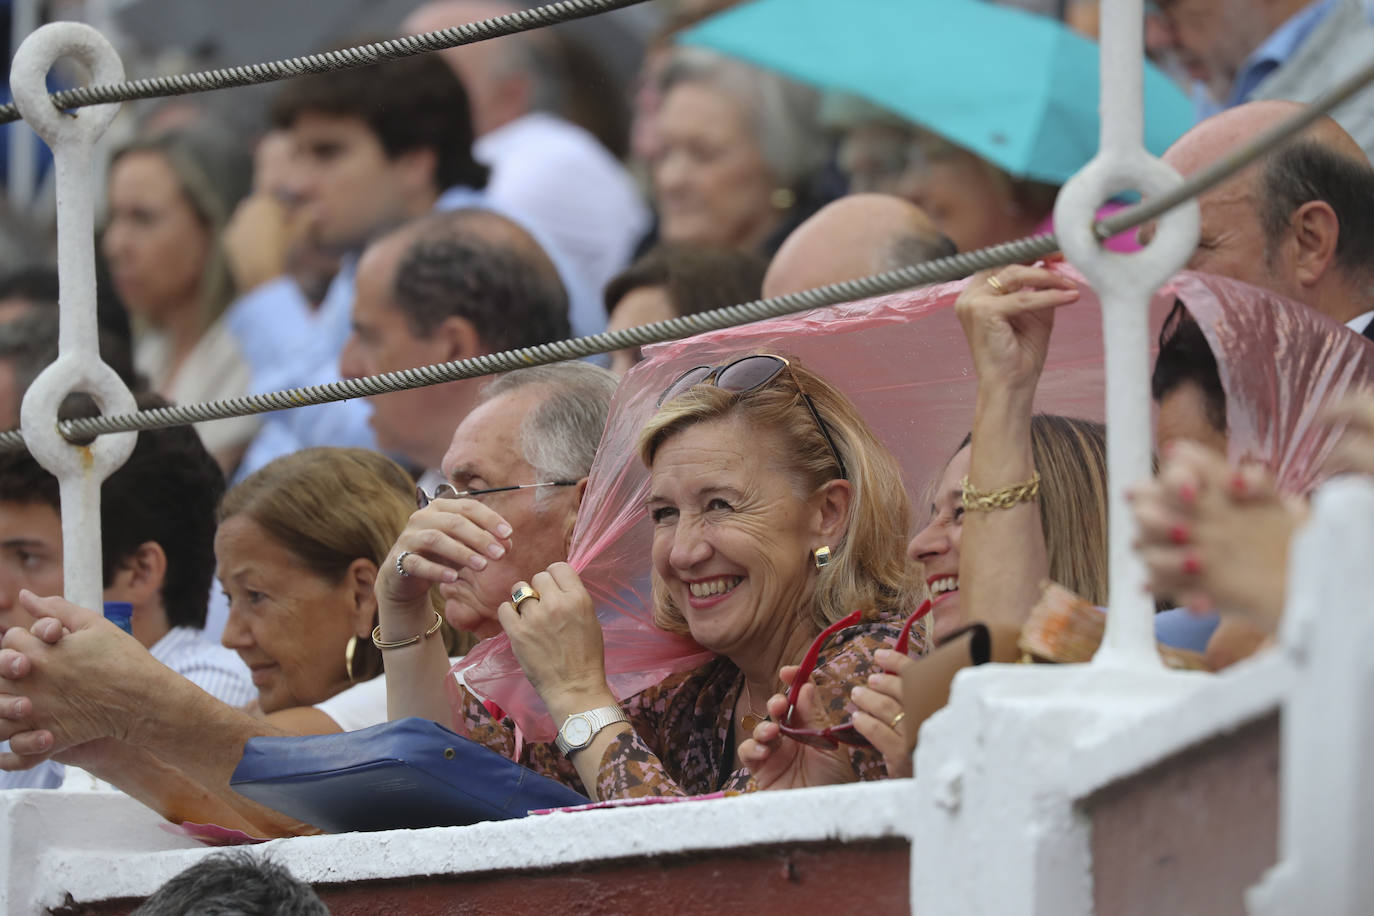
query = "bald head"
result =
(1158, 101, 1374, 324)
(763, 194, 954, 298)
(1164, 100, 1369, 179)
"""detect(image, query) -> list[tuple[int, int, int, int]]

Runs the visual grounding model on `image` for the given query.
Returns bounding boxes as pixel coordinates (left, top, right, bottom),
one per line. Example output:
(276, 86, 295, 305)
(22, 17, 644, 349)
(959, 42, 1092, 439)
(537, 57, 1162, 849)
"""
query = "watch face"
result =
(565, 716, 594, 747)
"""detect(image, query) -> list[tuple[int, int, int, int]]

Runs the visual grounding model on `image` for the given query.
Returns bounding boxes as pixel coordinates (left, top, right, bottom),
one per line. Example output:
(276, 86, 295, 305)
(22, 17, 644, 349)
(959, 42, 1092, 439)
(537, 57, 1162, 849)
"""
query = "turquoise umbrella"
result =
(681, 0, 1195, 186)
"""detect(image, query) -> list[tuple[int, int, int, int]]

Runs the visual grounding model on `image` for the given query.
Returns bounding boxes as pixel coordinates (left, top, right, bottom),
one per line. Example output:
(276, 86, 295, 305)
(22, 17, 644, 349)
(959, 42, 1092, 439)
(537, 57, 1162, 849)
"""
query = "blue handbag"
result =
(229, 717, 588, 833)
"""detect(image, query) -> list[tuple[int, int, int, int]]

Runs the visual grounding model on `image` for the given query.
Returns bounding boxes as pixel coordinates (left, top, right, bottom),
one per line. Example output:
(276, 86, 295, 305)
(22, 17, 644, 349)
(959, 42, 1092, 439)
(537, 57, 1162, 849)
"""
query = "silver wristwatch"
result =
(555, 705, 630, 757)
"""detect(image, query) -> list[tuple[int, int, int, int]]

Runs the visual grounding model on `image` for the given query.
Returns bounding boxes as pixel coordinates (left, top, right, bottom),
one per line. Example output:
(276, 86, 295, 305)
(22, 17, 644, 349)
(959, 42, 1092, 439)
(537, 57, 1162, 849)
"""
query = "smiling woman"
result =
(497, 354, 923, 800)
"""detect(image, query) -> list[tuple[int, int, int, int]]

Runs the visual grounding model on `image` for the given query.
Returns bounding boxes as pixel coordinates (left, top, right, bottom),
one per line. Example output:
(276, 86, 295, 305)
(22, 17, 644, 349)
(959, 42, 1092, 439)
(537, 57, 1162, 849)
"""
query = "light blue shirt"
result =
(1193, 0, 1339, 118)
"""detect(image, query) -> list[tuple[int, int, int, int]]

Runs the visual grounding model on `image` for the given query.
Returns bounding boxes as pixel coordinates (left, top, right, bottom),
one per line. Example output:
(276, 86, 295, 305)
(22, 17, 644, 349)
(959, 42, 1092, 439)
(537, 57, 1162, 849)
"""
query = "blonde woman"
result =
(495, 354, 922, 798)
(103, 124, 258, 473)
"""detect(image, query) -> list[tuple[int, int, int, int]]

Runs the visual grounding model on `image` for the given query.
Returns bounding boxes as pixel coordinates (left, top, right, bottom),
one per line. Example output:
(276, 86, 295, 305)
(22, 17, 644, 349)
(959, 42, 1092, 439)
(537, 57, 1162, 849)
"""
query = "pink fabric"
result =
(1038, 201, 1141, 253)
(1164, 273, 1374, 496)
(453, 267, 1361, 742)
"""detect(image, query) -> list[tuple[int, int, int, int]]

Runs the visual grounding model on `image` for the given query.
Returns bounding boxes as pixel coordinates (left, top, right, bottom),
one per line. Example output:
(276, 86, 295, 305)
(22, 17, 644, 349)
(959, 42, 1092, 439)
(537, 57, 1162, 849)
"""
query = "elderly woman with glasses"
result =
(492, 354, 924, 799)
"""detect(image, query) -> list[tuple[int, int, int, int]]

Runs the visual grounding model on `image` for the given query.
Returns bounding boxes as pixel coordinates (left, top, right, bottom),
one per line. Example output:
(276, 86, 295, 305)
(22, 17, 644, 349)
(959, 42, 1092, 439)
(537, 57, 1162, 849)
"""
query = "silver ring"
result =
(395, 550, 412, 577)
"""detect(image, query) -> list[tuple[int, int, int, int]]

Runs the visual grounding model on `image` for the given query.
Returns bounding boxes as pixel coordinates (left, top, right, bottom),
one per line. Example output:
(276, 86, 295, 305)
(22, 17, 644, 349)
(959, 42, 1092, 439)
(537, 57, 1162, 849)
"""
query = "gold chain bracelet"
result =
(372, 610, 444, 650)
(960, 472, 1041, 511)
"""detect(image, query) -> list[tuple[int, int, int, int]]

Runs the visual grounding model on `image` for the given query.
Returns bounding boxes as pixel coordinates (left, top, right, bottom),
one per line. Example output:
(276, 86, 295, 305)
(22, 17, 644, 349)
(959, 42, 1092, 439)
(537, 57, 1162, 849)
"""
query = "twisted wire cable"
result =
(3, 34, 1372, 452)
(0, 0, 649, 125)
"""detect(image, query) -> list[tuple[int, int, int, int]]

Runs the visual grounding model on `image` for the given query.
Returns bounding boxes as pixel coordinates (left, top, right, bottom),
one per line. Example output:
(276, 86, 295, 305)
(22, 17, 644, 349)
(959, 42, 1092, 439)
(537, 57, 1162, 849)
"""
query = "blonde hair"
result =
(1031, 415, 1109, 605)
(638, 355, 919, 634)
(944, 415, 1109, 605)
(218, 448, 468, 682)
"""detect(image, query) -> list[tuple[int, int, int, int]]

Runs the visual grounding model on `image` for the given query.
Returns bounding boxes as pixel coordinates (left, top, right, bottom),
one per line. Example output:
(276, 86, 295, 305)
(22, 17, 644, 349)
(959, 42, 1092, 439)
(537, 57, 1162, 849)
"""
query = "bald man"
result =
(762, 194, 956, 298)
(403, 1, 647, 316)
(1155, 100, 1374, 338)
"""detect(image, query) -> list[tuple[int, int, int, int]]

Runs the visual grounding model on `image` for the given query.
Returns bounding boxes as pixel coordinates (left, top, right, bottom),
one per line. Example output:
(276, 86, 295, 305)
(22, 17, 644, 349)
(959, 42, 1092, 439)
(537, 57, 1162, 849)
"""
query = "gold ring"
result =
(511, 583, 540, 613)
(986, 275, 1006, 294)
(890, 711, 906, 730)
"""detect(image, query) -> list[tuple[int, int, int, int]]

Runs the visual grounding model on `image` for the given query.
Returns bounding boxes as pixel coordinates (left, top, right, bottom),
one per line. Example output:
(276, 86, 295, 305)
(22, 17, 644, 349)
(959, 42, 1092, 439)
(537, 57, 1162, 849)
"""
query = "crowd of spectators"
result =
(0, 0, 1370, 875)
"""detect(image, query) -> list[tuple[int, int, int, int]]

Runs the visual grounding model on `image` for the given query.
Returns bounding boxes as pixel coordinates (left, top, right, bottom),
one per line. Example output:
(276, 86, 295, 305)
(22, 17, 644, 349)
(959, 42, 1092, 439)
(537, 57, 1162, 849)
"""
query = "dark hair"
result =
(100, 393, 225, 628)
(1259, 139, 1374, 281)
(0, 263, 133, 350)
(884, 231, 958, 270)
(270, 43, 489, 194)
(0, 393, 222, 627)
(0, 265, 58, 307)
(0, 445, 59, 510)
(391, 211, 571, 353)
(0, 309, 139, 426)
(603, 243, 767, 318)
(130, 851, 328, 916)
(1151, 300, 1227, 433)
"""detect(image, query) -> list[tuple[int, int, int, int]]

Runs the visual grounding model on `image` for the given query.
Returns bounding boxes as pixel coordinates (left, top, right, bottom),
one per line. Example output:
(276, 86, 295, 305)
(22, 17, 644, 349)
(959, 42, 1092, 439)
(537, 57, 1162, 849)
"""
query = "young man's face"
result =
(0, 500, 64, 636)
(284, 112, 418, 253)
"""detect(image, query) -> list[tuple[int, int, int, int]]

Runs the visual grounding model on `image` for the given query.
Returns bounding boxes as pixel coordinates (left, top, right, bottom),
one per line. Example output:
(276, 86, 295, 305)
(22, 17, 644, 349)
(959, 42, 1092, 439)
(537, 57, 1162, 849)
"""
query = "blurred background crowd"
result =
(0, 0, 1371, 837)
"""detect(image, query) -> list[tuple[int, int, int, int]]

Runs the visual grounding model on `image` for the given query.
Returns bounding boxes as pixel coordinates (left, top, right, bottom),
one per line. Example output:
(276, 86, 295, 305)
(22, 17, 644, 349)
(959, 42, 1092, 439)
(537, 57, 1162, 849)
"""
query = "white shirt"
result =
(1344, 309, 1374, 335)
(476, 112, 648, 321)
(314, 656, 464, 732)
(135, 315, 261, 460)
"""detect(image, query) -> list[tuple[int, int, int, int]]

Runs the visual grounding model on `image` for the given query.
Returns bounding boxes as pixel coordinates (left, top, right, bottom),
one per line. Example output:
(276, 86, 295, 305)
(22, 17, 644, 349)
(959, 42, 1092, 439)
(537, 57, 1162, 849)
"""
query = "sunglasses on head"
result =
(776, 599, 932, 750)
(658, 354, 849, 481)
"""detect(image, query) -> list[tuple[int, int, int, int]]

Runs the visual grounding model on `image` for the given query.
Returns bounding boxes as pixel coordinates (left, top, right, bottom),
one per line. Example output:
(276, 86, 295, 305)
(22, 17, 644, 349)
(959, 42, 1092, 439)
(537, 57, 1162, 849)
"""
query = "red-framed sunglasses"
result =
(777, 599, 932, 749)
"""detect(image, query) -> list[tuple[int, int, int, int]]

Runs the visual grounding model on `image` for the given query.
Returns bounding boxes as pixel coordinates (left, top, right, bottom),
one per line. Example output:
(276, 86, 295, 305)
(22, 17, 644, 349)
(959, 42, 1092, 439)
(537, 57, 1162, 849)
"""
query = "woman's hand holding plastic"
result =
(955, 265, 1080, 396)
(739, 665, 861, 790)
(497, 563, 613, 718)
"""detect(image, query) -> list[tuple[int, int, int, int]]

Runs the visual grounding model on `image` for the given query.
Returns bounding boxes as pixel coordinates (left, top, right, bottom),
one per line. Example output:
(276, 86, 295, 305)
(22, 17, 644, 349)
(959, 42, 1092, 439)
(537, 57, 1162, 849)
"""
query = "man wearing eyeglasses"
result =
(0, 363, 617, 835)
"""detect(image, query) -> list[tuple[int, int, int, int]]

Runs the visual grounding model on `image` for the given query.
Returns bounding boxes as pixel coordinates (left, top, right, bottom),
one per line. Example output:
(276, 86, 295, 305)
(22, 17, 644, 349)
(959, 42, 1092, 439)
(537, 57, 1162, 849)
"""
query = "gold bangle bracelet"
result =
(960, 472, 1041, 512)
(371, 610, 444, 651)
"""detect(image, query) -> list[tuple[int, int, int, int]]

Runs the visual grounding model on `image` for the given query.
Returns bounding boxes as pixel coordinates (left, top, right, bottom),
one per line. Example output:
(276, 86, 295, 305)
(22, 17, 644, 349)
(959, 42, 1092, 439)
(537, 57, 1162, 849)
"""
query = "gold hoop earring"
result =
(345, 635, 360, 684)
(813, 546, 832, 569)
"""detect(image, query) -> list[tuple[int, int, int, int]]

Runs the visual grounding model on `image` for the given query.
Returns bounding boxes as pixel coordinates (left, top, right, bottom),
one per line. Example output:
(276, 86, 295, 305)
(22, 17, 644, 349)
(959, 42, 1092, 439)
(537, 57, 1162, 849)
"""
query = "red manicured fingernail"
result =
(1183, 552, 1202, 576)
(1178, 483, 1197, 506)
(1229, 472, 1248, 497)
(1169, 524, 1190, 545)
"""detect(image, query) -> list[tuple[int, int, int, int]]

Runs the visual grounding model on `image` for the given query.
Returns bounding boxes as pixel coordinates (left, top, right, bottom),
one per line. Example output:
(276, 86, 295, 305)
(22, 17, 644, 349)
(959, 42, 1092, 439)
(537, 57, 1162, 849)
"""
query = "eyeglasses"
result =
(776, 599, 932, 749)
(658, 354, 849, 480)
(415, 480, 577, 510)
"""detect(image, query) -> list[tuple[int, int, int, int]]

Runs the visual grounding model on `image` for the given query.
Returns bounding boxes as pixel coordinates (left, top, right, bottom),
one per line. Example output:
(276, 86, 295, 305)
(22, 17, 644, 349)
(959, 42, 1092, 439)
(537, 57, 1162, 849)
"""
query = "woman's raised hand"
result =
(956, 265, 1080, 395)
(497, 563, 610, 713)
(739, 666, 861, 791)
(379, 498, 514, 610)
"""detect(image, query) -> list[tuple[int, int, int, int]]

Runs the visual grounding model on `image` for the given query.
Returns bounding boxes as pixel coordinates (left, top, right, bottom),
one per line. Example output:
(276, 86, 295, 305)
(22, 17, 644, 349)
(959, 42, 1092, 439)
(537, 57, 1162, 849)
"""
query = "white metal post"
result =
(11, 22, 136, 611)
(1053, 0, 1199, 668)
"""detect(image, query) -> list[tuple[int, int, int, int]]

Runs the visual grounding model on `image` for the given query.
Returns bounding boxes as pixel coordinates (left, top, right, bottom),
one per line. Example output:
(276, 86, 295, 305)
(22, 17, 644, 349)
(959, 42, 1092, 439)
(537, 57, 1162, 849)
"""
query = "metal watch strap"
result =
(555, 705, 630, 756)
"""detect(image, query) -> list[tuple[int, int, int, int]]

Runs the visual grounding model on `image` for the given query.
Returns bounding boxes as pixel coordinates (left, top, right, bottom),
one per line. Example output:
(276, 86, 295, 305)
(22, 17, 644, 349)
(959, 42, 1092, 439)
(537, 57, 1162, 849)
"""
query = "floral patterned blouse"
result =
(456, 614, 910, 801)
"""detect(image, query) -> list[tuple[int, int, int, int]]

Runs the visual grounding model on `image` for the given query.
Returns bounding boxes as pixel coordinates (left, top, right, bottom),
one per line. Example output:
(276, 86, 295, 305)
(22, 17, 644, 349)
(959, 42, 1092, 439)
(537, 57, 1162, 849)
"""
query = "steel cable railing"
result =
(2, 17, 1373, 452)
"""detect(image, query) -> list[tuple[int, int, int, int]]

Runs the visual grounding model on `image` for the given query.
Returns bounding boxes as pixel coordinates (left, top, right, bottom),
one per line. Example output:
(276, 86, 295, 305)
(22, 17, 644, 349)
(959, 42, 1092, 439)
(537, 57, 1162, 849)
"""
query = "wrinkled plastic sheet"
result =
(455, 268, 1372, 741)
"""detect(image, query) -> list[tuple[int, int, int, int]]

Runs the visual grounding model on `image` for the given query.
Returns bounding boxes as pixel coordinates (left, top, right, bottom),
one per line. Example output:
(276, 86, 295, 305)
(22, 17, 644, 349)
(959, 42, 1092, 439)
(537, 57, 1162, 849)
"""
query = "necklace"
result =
(738, 681, 772, 735)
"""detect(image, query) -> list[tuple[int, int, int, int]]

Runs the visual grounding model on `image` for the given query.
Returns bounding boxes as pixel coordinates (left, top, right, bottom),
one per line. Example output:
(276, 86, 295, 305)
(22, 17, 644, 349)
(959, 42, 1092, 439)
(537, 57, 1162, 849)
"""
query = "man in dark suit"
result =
(1155, 100, 1374, 341)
